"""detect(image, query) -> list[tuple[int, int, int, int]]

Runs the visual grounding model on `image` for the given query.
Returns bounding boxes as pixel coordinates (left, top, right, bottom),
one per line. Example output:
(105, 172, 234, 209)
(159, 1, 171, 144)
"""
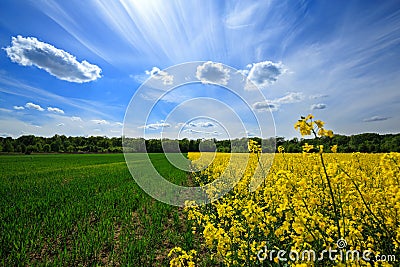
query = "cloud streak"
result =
(183, 129, 220, 136)
(187, 122, 214, 128)
(139, 121, 171, 130)
(91, 119, 109, 125)
(363, 116, 390, 122)
(4, 35, 102, 83)
(253, 92, 304, 111)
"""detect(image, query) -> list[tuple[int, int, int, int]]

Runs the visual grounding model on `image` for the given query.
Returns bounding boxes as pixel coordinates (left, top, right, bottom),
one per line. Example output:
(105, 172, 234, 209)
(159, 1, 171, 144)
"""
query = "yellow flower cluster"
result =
(294, 114, 333, 138)
(248, 139, 262, 155)
(169, 115, 399, 266)
(180, 151, 399, 266)
(169, 116, 399, 267)
(168, 247, 196, 267)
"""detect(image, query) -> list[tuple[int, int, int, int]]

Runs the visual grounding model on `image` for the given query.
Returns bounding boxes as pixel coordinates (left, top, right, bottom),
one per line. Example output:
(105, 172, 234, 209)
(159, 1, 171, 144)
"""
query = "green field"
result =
(0, 154, 195, 266)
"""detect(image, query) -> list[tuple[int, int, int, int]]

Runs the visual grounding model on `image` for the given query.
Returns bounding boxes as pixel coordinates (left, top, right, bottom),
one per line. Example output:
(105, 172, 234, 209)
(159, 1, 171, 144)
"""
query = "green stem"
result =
(310, 125, 342, 240)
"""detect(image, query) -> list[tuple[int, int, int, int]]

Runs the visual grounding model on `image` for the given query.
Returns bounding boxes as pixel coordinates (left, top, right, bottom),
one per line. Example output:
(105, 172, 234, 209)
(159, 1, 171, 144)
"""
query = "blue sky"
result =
(0, 0, 399, 139)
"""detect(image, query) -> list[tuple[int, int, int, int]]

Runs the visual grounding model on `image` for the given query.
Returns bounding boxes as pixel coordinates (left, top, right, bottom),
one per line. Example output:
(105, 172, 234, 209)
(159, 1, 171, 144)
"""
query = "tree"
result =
(66, 145, 75, 153)
(43, 144, 51, 153)
(3, 140, 14, 152)
(26, 145, 36, 155)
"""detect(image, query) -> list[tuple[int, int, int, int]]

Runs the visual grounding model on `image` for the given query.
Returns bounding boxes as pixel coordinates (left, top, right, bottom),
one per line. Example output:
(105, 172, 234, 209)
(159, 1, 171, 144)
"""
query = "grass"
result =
(0, 153, 194, 266)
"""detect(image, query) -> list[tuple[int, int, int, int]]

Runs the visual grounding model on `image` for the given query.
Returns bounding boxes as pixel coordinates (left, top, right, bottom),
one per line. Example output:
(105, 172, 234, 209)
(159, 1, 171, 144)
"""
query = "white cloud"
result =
(187, 122, 214, 128)
(71, 116, 82, 121)
(13, 106, 25, 110)
(246, 61, 287, 88)
(253, 92, 303, 111)
(310, 94, 329, 99)
(4, 35, 102, 83)
(57, 123, 65, 126)
(183, 129, 221, 136)
(145, 67, 174, 85)
(196, 61, 230, 85)
(47, 106, 65, 114)
(138, 121, 171, 130)
(91, 119, 109, 125)
(363, 116, 390, 122)
(311, 103, 327, 110)
(252, 102, 279, 111)
(274, 92, 304, 104)
(25, 102, 44, 111)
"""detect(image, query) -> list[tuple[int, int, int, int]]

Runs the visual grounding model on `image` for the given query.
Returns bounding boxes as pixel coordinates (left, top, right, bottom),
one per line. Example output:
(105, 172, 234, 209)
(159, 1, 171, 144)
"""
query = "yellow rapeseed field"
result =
(169, 115, 399, 267)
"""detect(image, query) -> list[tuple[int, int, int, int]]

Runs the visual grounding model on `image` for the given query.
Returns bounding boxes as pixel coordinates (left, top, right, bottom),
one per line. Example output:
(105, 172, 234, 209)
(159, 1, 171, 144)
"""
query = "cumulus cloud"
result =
(246, 61, 287, 88)
(145, 67, 174, 85)
(363, 116, 390, 122)
(47, 106, 65, 114)
(139, 121, 171, 130)
(4, 35, 102, 83)
(311, 103, 327, 110)
(196, 61, 230, 85)
(25, 102, 44, 111)
(91, 119, 109, 125)
(13, 106, 25, 110)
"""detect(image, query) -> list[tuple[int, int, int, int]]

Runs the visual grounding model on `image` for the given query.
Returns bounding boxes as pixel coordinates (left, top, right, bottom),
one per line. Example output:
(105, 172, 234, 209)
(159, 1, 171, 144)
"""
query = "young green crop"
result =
(0, 153, 195, 266)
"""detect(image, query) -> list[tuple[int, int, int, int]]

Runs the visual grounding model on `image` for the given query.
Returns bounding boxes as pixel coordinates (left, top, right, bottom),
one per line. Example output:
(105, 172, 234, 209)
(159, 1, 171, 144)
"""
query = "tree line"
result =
(0, 132, 399, 154)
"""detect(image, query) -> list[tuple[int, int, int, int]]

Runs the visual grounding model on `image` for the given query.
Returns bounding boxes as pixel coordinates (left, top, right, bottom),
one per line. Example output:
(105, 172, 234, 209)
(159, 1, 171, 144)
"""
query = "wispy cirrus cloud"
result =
(4, 35, 102, 83)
